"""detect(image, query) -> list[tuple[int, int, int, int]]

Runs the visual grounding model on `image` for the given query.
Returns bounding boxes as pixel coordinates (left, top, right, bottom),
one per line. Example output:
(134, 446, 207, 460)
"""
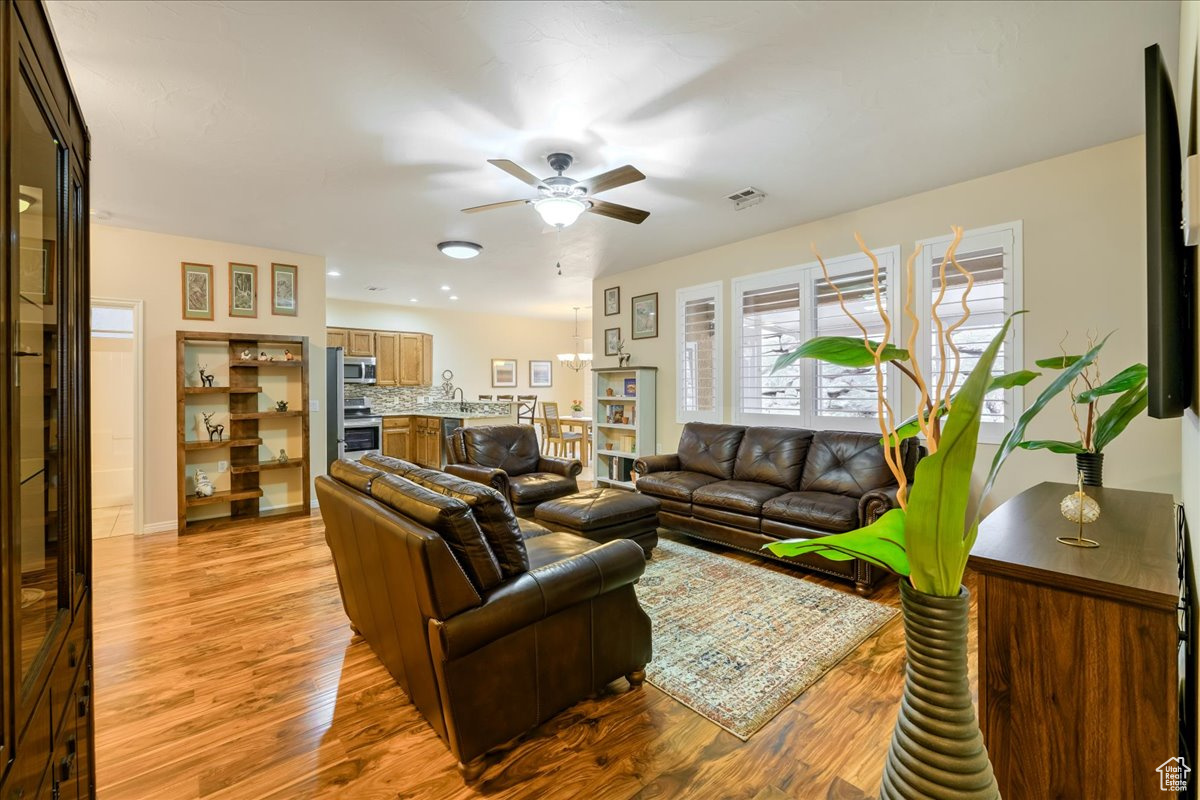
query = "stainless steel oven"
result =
(342, 355, 377, 385)
(343, 397, 382, 459)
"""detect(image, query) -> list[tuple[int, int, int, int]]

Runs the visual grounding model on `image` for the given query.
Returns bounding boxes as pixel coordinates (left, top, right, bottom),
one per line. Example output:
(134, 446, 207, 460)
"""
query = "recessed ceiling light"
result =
(437, 241, 482, 259)
(327, 270, 341, 277)
(449, 295, 459, 301)
(410, 297, 419, 302)
(440, 285, 451, 291)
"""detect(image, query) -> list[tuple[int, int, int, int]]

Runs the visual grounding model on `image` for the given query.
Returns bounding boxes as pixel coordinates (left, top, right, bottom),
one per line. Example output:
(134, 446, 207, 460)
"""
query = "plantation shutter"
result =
(812, 265, 890, 419)
(677, 283, 722, 422)
(738, 281, 803, 417)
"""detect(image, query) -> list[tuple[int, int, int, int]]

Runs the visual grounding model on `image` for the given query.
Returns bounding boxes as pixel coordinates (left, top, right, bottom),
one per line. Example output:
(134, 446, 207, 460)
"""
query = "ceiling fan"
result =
(462, 153, 649, 228)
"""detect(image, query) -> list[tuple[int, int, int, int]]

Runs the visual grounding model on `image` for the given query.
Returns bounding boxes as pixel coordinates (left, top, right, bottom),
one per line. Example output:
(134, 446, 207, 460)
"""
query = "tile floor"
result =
(92, 504, 135, 539)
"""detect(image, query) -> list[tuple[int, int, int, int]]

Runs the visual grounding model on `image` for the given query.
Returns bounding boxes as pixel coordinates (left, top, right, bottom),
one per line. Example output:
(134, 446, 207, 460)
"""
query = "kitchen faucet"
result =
(452, 387, 466, 412)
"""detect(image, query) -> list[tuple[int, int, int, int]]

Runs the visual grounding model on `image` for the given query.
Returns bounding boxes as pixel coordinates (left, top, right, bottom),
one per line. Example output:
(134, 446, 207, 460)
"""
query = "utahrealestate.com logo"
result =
(1158, 757, 1191, 791)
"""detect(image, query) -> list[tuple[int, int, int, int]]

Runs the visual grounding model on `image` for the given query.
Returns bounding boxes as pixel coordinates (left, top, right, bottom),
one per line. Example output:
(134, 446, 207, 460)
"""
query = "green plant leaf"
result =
(763, 508, 909, 575)
(1016, 439, 1088, 454)
(880, 370, 1039, 447)
(1092, 385, 1148, 451)
(1035, 355, 1082, 369)
(772, 336, 909, 373)
(990, 369, 1041, 390)
(1074, 363, 1147, 403)
(904, 316, 1013, 596)
(980, 333, 1111, 517)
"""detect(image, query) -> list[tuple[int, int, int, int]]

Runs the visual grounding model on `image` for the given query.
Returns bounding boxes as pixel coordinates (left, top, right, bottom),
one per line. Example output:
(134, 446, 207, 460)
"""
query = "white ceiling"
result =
(48, 0, 1178, 320)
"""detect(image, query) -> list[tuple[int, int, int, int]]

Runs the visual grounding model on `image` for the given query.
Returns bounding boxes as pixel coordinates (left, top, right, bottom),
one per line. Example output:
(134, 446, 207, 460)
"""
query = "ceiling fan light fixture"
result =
(437, 241, 482, 259)
(534, 196, 588, 228)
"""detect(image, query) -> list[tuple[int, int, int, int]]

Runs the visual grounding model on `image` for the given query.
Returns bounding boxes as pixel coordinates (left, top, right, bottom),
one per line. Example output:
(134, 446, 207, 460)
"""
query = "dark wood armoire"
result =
(1, 1, 95, 798)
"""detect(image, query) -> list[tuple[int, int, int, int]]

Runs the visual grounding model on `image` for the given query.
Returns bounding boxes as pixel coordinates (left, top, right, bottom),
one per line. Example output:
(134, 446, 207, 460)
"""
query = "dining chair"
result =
(496, 394, 514, 401)
(516, 395, 538, 425)
(542, 401, 583, 459)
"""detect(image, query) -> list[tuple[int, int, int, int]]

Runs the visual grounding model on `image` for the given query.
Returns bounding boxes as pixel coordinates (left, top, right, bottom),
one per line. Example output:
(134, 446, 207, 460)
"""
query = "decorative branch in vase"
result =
(765, 228, 1106, 799)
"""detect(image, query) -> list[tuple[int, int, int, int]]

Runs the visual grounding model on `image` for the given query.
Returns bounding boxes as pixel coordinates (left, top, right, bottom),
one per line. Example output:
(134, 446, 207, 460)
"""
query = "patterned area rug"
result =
(636, 538, 898, 740)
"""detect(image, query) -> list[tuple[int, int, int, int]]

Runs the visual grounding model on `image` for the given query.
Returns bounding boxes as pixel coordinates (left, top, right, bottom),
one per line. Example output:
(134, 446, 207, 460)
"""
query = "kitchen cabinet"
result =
(412, 416, 442, 468)
(382, 416, 410, 460)
(326, 328, 347, 350)
(399, 333, 432, 386)
(376, 332, 400, 387)
(346, 329, 376, 357)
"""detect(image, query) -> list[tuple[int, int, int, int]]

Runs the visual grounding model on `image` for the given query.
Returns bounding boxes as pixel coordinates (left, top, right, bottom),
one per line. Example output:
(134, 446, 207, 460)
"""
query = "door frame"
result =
(89, 297, 145, 535)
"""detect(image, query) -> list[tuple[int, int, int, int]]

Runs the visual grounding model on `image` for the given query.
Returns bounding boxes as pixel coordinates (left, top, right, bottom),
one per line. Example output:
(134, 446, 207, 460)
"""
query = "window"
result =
(916, 222, 1023, 440)
(676, 282, 722, 422)
(732, 247, 899, 430)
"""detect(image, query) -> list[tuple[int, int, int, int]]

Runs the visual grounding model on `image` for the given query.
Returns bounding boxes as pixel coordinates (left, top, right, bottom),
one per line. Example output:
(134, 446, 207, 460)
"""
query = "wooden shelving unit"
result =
(176, 331, 311, 533)
(593, 366, 657, 490)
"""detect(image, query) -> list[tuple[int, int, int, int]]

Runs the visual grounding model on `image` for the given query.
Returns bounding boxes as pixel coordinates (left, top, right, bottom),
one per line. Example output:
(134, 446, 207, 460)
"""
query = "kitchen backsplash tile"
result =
(345, 384, 512, 416)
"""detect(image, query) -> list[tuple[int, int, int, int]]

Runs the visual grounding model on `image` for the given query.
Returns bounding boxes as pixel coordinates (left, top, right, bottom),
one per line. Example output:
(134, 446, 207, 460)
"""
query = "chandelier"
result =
(557, 307, 592, 371)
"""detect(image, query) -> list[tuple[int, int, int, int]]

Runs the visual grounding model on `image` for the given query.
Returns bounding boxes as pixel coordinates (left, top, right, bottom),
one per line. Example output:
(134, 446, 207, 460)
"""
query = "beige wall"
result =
(593, 136, 1180, 507)
(325, 299, 588, 414)
(90, 224, 327, 532)
(1179, 1, 1200, 584)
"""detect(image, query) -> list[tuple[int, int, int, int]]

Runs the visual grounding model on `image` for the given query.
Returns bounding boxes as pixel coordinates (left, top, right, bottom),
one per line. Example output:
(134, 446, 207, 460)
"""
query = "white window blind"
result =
(733, 247, 899, 430)
(917, 223, 1022, 436)
(676, 282, 723, 423)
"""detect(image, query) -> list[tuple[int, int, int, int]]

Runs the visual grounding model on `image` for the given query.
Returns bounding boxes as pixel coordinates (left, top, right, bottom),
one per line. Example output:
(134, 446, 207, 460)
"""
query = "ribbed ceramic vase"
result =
(879, 581, 999, 800)
(1075, 452, 1104, 487)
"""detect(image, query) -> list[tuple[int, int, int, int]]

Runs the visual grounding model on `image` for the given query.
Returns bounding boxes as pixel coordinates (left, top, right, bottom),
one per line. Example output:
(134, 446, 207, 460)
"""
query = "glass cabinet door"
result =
(14, 70, 67, 686)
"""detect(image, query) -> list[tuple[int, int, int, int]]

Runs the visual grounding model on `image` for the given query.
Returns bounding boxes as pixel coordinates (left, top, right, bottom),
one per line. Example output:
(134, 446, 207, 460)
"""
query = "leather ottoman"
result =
(534, 488, 660, 556)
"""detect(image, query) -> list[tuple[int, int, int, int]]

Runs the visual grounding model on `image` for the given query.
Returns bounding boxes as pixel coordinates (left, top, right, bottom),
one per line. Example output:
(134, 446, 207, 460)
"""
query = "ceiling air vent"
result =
(365, 286, 387, 292)
(726, 186, 766, 211)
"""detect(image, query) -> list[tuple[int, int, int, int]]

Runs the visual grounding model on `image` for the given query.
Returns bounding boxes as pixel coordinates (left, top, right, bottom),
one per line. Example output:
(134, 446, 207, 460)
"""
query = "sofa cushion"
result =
(400, 467, 529, 578)
(799, 430, 899, 498)
(636, 471, 720, 502)
(692, 480, 788, 515)
(329, 459, 384, 493)
(691, 504, 761, 532)
(763, 491, 860, 533)
(459, 425, 541, 476)
(677, 422, 747, 479)
(524, 531, 597, 570)
(732, 427, 814, 490)
(369, 474, 504, 591)
(361, 452, 421, 477)
(507, 472, 577, 505)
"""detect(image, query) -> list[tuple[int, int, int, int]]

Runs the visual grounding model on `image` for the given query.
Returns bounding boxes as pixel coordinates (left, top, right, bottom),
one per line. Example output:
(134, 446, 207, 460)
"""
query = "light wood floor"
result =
(92, 511, 978, 799)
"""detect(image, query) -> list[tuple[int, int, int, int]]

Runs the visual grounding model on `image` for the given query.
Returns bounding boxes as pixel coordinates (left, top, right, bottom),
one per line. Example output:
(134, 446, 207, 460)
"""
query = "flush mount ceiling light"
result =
(437, 241, 482, 259)
(326, 270, 341, 277)
(557, 307, 592, 372)
(533, 196, 589, 228)
(18, 193, 35, 213)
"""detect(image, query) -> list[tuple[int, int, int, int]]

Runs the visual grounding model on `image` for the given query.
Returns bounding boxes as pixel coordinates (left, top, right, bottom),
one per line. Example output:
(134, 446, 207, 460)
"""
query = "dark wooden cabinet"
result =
(1, 1, 95, 797)
(971, 482, 1182, 799)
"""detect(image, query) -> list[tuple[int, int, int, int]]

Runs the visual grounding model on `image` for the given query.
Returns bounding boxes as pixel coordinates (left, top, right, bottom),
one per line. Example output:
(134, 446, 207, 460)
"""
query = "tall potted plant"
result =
(766, 229, 1104, 799)
(1016, 342, 1147, 486)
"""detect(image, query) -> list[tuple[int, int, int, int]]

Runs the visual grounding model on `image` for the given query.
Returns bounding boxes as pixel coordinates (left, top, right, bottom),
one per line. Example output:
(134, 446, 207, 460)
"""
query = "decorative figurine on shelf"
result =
(258, 351, 270, 361)
(201, 411, 225, 443)
(605, 387, 615, 397)
(239, 348, 254, 361)
(283, 349, 295, 361)
(615, 339, 631, 368)
(194, 468, 214, 498)
(275, 400, 289, 412)
(198, 364, 215, 388)
(277, 448, 289, 464)
(1058, 471, 1101, 548)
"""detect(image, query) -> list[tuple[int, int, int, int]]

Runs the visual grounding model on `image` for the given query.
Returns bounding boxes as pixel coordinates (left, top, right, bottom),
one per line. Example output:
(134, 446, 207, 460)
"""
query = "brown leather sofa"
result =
(634, 423, 920, 594)
(316, 456, 652, 779)
(444, 424, 581, 518)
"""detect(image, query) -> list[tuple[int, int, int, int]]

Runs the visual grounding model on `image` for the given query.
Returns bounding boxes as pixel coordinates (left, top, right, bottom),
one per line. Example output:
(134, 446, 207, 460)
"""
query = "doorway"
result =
(89, 299, 144, 538)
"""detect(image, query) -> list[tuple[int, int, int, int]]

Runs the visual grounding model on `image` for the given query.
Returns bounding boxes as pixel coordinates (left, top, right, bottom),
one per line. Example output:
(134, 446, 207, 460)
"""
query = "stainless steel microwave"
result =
(342, 355, 377, 384)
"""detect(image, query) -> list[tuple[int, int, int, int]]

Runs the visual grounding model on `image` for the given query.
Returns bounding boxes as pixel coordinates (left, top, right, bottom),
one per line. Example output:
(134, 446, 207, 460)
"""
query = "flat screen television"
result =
(1146, 43, 1195, 419)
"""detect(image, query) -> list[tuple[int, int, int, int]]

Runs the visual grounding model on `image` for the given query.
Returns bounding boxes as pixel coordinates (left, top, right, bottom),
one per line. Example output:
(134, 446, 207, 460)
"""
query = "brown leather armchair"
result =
(445, 424, 582, 518)
(317, 458, 652, 779)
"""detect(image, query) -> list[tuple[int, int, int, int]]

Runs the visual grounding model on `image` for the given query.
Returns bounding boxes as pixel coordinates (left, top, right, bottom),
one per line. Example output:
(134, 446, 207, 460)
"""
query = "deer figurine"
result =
(198, 364, 215, 388)
(202, 412, 224, 443)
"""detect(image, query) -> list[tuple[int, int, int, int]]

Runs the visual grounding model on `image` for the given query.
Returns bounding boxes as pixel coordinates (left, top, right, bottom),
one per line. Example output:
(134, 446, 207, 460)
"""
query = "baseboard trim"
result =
(141, 520, 179, 534)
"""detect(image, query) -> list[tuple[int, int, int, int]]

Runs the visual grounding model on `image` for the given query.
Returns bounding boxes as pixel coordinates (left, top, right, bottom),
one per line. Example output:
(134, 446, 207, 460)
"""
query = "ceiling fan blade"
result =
(580, 165, 645, 195)
(587, 199, 650, 224)
(461, 199, 530, 214)
(487, 159, 546, 189)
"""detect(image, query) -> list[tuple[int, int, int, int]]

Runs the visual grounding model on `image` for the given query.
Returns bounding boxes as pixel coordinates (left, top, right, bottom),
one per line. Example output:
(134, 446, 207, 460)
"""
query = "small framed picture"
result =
(491, 358, 517, 388)
(20, 239, 54, 306)
(624, 378, 637, 397)
(271, 263, 298, 316)
(228, 263, 258, 318)
(604, 327, 622, 356)
(529, 359, 553, 388)
(181, 262, 214, 321)
(604, 286, 620, 316)
(631, 291, 659, 339)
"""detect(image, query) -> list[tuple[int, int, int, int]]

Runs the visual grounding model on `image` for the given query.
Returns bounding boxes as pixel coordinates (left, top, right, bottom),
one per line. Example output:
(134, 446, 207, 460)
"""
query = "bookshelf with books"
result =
(593, 366, 656, 489)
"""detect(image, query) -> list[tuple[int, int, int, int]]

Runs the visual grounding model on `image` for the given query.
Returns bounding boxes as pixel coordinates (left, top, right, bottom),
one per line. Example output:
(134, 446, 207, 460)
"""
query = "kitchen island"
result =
(379, 402, 515, 468)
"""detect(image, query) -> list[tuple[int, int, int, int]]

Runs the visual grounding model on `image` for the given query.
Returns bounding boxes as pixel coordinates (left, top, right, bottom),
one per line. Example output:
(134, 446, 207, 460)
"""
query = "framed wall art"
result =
(631, 291, 659, 339)
(604, 286, 620, 316)
(271, 263, 298, 316)
(181, 262, 214, 321)
(529, 359, 553, 388)
(491, 358, 517, 388)
(228, 262, 258, 318)
(604, 327, 622, 356)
